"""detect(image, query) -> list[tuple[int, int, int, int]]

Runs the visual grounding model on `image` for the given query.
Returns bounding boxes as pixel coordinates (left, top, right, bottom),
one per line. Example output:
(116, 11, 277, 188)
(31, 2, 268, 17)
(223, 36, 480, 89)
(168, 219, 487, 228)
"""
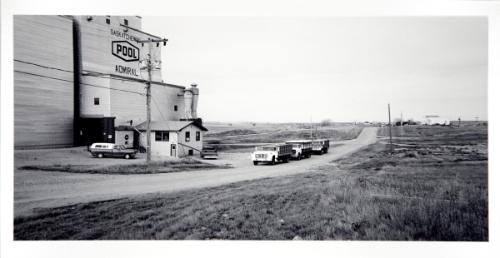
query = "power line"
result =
(84, 72, 149, 84)
(14, 59, 74, 73)
(14, 61, 175, 117)
(151, 95, 167, 121)
(16, 69, 172, 123)
(14, 59, 153, 86)
(14, 70, 145, 96)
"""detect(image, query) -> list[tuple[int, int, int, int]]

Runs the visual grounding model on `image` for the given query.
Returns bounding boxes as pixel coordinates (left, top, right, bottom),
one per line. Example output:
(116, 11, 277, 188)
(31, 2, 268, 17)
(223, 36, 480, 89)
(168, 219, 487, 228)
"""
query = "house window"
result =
(196, 131, 200, 141)
(174, 105, 178, 111)
(188, 150, 193, 156)
(124, 19, 128, 26)
(94, 97, 100, 105)
(185, 131, 190, 142)
(155, 131, 169, 141)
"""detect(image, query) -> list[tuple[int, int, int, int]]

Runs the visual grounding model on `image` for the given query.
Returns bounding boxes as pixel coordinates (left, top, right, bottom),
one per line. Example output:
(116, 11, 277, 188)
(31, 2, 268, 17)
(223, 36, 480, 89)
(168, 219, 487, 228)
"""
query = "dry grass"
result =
(379, 125, 488, 145)
(14, 126, 487, 240)
(18, 159, 232, 175)
(205, 126, 363, 153)
(206, 129, 260, 138)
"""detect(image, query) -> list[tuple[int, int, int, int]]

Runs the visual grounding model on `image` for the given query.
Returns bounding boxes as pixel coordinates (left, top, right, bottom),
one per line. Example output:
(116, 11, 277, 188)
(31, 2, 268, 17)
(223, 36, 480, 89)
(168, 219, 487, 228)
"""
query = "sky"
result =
(143, 17, 487, 123)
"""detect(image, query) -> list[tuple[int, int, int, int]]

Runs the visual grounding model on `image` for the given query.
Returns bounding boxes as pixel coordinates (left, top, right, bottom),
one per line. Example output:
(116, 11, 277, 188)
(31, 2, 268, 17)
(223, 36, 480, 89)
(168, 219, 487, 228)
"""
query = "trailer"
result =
(312, 139, 330, 154)
(286, 140, 312, 159)
(251, 143, 292, 165)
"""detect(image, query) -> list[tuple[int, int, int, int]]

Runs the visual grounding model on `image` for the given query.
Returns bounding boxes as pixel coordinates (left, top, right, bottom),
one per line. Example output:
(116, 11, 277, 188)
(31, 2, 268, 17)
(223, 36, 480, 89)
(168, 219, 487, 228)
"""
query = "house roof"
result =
(136, 121, 208, 132)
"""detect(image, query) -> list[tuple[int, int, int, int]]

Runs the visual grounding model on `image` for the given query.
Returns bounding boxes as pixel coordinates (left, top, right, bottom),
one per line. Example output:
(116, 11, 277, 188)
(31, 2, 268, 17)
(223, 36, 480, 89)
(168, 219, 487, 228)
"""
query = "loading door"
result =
(77, 117, 115, 146)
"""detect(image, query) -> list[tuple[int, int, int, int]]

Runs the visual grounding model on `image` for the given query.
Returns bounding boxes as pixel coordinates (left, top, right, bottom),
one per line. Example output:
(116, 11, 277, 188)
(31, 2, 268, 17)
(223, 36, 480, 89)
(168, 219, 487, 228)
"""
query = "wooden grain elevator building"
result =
(14, 15, 202, 156)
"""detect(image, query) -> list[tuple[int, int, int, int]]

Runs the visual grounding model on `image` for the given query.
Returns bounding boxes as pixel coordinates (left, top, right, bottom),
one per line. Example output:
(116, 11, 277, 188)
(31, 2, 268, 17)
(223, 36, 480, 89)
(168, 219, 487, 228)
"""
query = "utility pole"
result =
(136, 37, 168, 163)
(146, 50, 152, 163)
(310, 116, 313, 140)
(388, 104, 393, 154)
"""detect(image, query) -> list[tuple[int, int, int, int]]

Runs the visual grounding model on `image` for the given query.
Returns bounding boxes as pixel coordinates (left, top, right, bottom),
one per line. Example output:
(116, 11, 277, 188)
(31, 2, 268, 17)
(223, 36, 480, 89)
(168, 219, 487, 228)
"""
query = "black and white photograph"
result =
(1, 0, 499, 258)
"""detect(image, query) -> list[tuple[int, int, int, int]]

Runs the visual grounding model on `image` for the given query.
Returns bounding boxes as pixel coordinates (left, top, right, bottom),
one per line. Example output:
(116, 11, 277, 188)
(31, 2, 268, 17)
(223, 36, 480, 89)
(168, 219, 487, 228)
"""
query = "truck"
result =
(312, 139, 330, 154)
(251, 143, 292, 165)
(201, 146, 218, 159)
(286, 140, 312, 160)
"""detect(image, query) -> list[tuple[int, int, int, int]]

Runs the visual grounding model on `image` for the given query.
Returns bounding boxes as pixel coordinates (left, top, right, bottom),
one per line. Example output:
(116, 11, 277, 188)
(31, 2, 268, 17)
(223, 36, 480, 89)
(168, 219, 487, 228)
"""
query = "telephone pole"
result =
(310, 116, 313, 140)
(388, 103, 393, 154)
(136, 38, 168, 163)
(146, 51, 152, 163)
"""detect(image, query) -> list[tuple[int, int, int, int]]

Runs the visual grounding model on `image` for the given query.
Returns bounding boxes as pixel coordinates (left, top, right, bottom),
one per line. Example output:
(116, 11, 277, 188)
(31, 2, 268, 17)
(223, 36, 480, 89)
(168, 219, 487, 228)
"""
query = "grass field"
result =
(206, 127, 363, 144)
(204, 122, 363, 152)
(204, 121, 357, 135)
(14, 126, 487, 240)
(19, 159, 232, 175)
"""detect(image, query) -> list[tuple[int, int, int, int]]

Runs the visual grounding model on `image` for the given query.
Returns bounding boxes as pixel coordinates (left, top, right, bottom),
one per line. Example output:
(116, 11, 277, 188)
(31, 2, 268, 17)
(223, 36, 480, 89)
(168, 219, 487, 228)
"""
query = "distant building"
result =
(14, 15, 205, 157)
(422, 115, 449, 126)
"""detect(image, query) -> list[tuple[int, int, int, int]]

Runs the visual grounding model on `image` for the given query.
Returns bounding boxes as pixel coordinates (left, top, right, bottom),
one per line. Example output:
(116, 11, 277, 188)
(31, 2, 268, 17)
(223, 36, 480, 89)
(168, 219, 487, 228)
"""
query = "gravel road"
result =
(14, 127, 378, 217)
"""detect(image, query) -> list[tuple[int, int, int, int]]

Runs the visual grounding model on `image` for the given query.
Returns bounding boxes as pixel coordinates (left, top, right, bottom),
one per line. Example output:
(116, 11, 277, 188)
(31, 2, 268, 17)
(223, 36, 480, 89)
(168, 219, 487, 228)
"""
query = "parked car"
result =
(286, 140, 312, 159)
(201, 146, 218, 159)
(89, 143, 137, 159)
(312, 139, 330, 154)
(251, 143, 292, 165)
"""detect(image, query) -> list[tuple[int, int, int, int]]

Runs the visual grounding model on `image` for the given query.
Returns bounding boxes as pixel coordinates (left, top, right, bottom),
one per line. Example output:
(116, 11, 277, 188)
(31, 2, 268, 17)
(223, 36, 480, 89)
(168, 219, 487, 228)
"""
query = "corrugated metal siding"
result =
(14, 16, 74, 148)
(109, 80, 146, 126)
(150, 84, 186, 121)
(110, 80, 185, 126)
(79, 15, 173, 124)
(80, 76, 112, 117)
(78, 17, 112, 74)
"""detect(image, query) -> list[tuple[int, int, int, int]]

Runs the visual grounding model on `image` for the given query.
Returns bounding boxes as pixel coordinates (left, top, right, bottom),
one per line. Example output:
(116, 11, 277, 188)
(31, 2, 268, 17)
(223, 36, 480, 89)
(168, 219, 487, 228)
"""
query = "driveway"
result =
(14, 127, 378, 217)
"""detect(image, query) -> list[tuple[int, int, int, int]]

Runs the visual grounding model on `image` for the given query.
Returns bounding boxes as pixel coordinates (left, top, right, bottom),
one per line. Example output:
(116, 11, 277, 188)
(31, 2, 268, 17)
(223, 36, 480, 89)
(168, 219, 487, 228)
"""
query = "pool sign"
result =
(112, 41, 139, 62)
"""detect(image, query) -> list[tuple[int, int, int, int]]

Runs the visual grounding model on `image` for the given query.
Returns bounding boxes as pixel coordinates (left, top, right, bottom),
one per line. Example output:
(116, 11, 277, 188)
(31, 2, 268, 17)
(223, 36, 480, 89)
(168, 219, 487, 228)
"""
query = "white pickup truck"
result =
(251, 144, 292, 165)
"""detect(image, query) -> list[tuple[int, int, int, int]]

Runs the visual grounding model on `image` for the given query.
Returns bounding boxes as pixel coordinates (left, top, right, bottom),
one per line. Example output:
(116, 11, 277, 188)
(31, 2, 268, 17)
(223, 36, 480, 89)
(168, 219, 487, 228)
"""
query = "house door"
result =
(170, 144, 177, 157)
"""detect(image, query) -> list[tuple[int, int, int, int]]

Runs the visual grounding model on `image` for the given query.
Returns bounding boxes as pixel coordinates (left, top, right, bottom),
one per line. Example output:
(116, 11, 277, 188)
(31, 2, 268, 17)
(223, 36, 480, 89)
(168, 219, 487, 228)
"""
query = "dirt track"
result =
(14, 127, 378, 217)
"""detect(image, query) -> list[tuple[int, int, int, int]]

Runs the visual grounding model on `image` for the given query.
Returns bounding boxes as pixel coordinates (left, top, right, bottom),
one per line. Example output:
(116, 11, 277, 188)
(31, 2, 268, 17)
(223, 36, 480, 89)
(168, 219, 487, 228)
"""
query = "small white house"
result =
(136, 121, 208, 158)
